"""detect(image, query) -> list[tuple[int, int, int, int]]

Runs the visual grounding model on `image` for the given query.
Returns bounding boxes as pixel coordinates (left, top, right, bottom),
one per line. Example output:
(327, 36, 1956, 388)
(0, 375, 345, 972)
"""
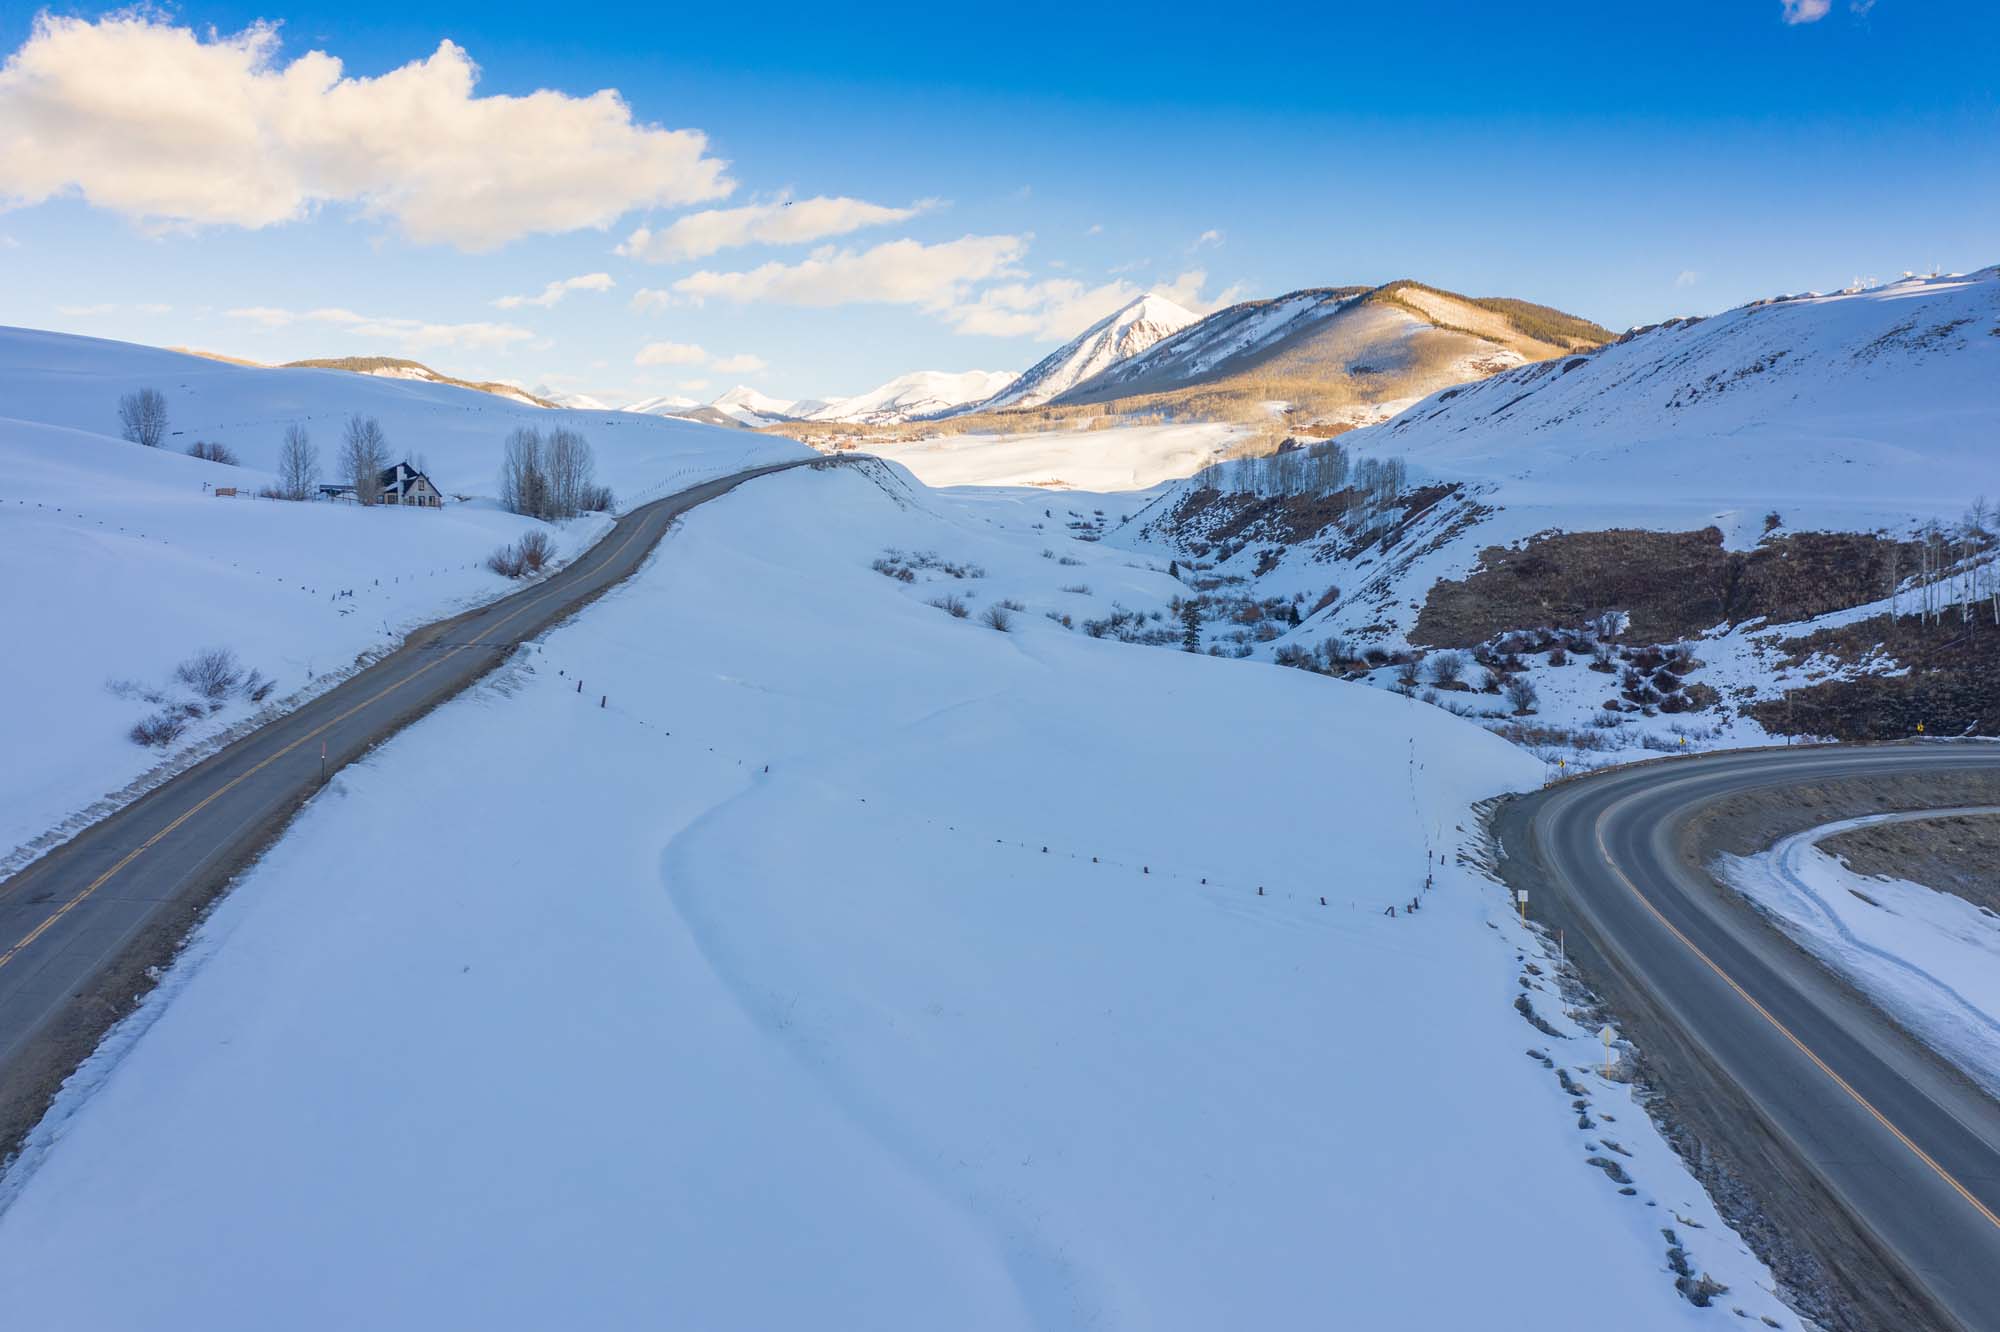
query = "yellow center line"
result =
(0, 510, 661, 971)
(1589, 798, 2000, 1233)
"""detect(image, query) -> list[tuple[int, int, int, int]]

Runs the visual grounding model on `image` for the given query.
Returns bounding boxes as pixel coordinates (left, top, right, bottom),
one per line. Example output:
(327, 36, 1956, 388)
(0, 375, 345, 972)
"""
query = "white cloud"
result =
(678, 379, 709, 391)
(1675, 269, 1700, 288)
(634, 340, 708, 366)
(224, 304, 533, 351)
(711, 353, 767, 374)
(629, 288, 675, 312)
(1780, 0, 1832, 22)
(944, 269, 1235, 341)
(1850, 0, 1876, 13)
(1192, 229, 1225, 250)
(136, 302, 172, 314)
(1085, 224, 1104, 237)
(673, 234, 1027, 309)
(0, 14, 732, 250)
(1157, 269, 1245, 313)
(493, 272, 614, 309)
(619, 195, 930, 263)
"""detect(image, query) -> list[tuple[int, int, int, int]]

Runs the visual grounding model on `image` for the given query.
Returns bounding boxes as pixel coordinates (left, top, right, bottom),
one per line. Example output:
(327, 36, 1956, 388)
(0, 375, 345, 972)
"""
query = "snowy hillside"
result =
(0, 458, 1791, 1330)
(0, 327, 800, 503)
(1109, 268, 2000, 760)
(278, 355, 555, 408)
(805, 368, 1019, 424)
(868, 420, 1242, 490)
(961, 294, 1196, 412)
(1365, 269, 1997, 506)
(0, 326, 804, 866)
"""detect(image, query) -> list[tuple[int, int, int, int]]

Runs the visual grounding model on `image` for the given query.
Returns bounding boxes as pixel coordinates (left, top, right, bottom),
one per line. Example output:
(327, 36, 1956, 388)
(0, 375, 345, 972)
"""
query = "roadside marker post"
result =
(1598, 1024, 1615, 1078)
(1515, 889, 1528, 924)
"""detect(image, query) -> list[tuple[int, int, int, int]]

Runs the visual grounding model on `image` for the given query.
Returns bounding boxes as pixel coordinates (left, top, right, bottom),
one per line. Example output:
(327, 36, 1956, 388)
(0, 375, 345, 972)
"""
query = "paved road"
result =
(1496, 743, 2000, 1332)
(0, 457, 818, 1154)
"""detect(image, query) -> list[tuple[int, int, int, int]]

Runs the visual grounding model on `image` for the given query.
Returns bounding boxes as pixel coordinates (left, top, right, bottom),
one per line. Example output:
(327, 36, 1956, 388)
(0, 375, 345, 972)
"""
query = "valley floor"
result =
(864, 419, 1241, 490)
(0, 462, 1795, 1329)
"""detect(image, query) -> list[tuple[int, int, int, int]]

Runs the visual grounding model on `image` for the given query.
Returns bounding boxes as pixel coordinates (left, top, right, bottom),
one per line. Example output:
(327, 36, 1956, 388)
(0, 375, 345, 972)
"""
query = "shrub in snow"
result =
(927, 595, 969, 619)
(1428, 650, 1466, 686)
(487, 531, 556, 578)
(129, 710, 188, 748)
(187, 440, 240, 465)
(981, 604, 1014, 632)
(175, 648, 244, 701)
(1504, 676, 1540, 714)
(1395, 658, 1423, 688)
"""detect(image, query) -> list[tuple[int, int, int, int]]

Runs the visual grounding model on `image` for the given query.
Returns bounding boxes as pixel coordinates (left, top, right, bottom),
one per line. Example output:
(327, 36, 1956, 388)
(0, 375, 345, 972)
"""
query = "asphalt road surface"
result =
(0, 456, 818, 1155)
(1497, 743, 2000, 1332)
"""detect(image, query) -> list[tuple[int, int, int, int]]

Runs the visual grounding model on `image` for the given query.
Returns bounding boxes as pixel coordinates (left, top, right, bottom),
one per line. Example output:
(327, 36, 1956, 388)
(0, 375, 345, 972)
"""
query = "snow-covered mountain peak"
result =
(804, 369, 1019, 425)
(959, 292, 1198, 413)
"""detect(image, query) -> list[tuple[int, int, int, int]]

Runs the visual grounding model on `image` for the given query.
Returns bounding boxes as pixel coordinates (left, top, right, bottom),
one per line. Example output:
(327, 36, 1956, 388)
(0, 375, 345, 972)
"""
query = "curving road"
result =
(1496, 743, 2000, 1332)
(0, 456, 820, 1157)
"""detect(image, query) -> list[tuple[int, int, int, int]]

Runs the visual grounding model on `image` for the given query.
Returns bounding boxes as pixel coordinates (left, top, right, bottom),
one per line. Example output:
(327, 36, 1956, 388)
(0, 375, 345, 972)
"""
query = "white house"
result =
(378, 461, 443, 507)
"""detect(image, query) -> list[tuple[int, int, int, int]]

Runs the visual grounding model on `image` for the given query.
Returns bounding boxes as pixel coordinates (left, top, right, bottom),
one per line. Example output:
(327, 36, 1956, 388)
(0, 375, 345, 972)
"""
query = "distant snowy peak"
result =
(621, 394, 701, 417)
(962, 293, 1198, 413)
(809, 369, 1020, 424)
(535, 386, 613, 412)
(710, 384, 800, 428)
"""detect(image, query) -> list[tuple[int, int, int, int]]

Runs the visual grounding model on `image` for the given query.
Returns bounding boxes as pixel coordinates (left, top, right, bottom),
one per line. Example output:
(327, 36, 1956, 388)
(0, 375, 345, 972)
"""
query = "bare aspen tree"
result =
(118, 387, 169, 447)
(500, 427, 546, 518)
(1883, 540, 1901, 631)
(278, 423, 319, 501)
(342, 415, 389, 505)
(546, 428, 594, 520)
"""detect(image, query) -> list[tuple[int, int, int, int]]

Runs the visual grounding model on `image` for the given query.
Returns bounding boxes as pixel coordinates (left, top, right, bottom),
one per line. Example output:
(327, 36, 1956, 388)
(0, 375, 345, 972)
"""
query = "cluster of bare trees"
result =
(1192, 439, 1413, 545)
(1196, 440, 1409, 511)
(500, 426, 611, 521)
(1888, 498, 1997, 627)
(117, 388, 169, 447)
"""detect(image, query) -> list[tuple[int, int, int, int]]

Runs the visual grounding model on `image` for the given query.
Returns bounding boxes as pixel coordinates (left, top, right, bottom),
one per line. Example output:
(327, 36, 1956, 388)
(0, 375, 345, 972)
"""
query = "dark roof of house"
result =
(378, 460, 434, 487)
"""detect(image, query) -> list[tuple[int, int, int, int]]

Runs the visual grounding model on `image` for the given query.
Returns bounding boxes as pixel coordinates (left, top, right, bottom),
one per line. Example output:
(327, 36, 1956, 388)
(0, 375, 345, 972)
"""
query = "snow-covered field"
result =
(868, 420, 1242, 490)
(0, 327, 804, 866)
(0, 460, 1792, 1329)
(1719, 810, 2000, 1100)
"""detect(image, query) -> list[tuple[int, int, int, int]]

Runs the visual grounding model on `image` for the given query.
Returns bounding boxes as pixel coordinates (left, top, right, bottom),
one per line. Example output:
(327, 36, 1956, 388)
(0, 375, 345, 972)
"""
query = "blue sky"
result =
(2, 0, 1994, 405)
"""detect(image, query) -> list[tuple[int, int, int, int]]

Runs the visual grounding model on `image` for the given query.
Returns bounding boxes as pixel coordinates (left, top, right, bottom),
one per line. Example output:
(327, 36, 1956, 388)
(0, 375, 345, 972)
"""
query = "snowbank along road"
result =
(0, 457, 825, 1157)
(1496, 743, 2000, 1332)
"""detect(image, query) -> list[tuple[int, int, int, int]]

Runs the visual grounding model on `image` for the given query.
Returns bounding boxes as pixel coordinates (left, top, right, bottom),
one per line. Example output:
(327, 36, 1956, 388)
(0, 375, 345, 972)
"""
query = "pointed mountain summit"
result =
(961, 293, 1198, 413)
